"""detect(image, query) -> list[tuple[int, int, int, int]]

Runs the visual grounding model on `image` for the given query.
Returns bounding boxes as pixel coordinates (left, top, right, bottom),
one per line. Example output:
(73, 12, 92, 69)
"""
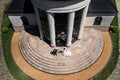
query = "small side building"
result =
(85, 0, 118, 27)
(5, 0, 37, 32)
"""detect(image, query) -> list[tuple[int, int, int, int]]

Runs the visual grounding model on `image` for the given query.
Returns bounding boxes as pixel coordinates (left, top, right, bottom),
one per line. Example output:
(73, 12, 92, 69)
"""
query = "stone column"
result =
(47, 13, 56, 47)
(78, 6, 89, 39)
(33, 5, 43, 39)
(66, 12, 75, 46)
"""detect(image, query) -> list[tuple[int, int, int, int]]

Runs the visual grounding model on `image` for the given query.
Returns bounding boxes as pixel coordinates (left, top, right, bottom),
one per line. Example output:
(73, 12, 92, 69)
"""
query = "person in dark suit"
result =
(50, 49, 58, 56)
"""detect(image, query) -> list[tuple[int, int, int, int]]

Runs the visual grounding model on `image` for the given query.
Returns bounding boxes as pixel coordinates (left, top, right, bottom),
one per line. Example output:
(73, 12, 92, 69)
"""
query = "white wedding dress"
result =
(62, 50, 72, 57)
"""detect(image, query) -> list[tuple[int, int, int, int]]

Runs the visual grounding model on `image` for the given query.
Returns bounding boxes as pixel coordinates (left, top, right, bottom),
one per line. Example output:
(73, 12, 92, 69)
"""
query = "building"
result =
(6, 0, 117, 75)
(6, 0, 117, 47)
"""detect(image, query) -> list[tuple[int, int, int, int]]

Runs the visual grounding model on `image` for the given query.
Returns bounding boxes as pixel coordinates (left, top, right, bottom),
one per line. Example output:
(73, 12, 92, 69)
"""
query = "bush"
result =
(1, 27, 9, 33)
(110, 26, 119, 33)
(2, 14, 32, 80)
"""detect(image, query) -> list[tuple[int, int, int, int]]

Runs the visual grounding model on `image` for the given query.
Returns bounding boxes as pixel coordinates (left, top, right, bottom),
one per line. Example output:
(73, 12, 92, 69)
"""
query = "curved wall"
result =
(32, 0, 91, 46)
(31, 0, 91, 13)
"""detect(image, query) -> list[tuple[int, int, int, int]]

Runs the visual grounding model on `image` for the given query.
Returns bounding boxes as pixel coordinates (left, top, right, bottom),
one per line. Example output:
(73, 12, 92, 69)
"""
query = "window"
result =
(39, 9, 50, 44)
(20, 16, 29, 25)
(72, 9, 83, 43)
(94, 17, 103, 25)
(54, 13, 68, 46)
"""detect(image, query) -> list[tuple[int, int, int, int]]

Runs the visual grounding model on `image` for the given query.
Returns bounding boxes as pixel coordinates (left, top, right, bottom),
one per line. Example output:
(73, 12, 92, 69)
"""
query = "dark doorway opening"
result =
(39, 9, 51, 45)
(94, 17, 103, 25)
(21, 16, 29, 25)
(72, 9, 83, 43)
(54, 13, 68, 46)
(21, 16, 39, 36)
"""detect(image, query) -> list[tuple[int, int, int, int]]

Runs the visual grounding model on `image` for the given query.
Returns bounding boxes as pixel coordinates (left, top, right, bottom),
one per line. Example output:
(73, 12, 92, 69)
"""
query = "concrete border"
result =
(107, 0, 120, 79)
(11, 32, 112, 80)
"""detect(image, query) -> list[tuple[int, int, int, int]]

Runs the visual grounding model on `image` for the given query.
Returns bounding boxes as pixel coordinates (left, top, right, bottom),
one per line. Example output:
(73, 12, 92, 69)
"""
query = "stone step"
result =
(18, 30, 103, 74)
(19, 33, 100, 65)
(20, 46, 95, 74)
(21, 37, 100, 67)
(26, 32, 100, 63)
(20, 41, 94, 69)
(18, 37, 101, 74)
(19, 30, 100, 62)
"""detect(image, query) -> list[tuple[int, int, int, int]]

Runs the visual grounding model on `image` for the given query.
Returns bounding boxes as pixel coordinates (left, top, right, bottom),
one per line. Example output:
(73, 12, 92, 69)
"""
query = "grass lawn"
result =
(1, 0, 119, 80)
(93, 31, 119, 80)
(93, 0, 119, 80)
(1, 14, 33, 80)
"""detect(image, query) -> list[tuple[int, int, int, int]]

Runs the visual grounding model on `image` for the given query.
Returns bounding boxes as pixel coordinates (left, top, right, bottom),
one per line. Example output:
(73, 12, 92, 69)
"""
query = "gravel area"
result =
(107, 0, 120, 80)
(0, 0, 120, 80)
(0, 0, 15, 80)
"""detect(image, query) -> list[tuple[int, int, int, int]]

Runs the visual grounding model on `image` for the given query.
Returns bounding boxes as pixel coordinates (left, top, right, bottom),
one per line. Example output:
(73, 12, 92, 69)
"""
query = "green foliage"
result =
(110, 26, 119, 33)
(1, 14, 32, 80)
(93, 0, 119, 80)
(111, 14, 118, 27)
(110, 0, 119, 33)
(1, 0, 119, 80)
(111, 0, 117, 8)
(93, 32, 119, 80)
(1, 14, 10, 33)
(1, 27, 9, 33)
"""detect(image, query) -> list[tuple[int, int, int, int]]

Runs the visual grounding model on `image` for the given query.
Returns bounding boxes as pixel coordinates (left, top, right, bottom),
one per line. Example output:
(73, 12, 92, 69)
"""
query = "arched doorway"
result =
(54, 13, 68, 46)
(94, 17, 103, 25)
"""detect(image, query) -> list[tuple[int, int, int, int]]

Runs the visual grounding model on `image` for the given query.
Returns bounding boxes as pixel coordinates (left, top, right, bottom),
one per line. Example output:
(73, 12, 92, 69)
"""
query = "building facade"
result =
(6, 0, 117, 47)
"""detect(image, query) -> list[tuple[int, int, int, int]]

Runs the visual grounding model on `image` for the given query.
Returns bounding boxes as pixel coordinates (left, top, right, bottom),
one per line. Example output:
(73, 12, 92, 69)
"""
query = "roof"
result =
(6, 0, 117, 14)
(88, 0, 118, 14)
(5, 0, 34, 13)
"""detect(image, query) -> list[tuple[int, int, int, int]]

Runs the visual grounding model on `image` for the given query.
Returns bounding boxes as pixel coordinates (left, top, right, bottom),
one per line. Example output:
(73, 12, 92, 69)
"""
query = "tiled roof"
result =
(5, 0, 117, 14)
(6, 0, 34, 13)
(88, 0, 118, 14)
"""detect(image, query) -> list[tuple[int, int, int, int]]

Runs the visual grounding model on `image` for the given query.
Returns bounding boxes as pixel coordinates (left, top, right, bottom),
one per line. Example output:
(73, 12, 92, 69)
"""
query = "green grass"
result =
(93, 0, 119, 80)
(1, 0, 119, 80)
(1, 14, 33, 80)
(111, 0, 118, 27)
(111, 14, 118, 27)
(93, 32, 119, 80)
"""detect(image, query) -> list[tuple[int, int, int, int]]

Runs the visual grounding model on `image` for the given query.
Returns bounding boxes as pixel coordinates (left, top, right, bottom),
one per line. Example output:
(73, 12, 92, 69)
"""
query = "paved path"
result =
(11, 32, 112, 80)
(107, 0, 120, 80)
(0, 0, 15, 80)
(0, 0, 119, 80)
(18, 28, 104, 75)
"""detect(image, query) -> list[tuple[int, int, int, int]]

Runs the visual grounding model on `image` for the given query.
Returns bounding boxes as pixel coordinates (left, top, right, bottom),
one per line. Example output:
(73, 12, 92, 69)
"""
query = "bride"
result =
(62, 48, 72, 57)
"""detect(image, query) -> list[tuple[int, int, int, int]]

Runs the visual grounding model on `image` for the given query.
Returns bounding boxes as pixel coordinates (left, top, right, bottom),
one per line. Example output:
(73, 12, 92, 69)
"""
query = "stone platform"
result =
(18, 28, 104, 74)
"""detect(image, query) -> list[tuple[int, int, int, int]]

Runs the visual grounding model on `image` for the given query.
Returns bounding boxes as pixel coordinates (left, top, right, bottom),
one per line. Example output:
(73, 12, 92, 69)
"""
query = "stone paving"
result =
(11, 31, 112, 80)
(18, 28, 104, 75)
(0, 0, 15, 80)
(107, 0, 120, 80)
(0, 0, 119, 80)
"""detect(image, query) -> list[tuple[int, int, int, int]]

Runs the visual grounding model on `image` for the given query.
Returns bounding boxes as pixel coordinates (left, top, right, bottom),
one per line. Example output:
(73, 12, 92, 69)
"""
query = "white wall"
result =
(8, 14, 37, 32)
(101, 16, 114, 26)
(8, 14, 37, 26)
(85, 16, 96, 26)
(8, 16, 23, 26)
(24, 14, 37, 25)
(8, 16, 24, 32)
(85, 16, 114, 26)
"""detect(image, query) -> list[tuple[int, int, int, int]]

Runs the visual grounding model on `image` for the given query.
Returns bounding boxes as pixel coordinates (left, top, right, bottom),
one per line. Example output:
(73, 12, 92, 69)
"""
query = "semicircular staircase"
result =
(19, 28, 104, 74)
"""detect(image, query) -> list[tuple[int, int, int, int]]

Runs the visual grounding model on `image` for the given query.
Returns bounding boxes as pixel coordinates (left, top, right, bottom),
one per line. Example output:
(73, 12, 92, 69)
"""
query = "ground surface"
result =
(107, 0, 120, 80)
(11, 31, 112, 80)
(18, 28, 104, 75)
(0, 0, 120, 80)
(0, 0, 15, 80)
